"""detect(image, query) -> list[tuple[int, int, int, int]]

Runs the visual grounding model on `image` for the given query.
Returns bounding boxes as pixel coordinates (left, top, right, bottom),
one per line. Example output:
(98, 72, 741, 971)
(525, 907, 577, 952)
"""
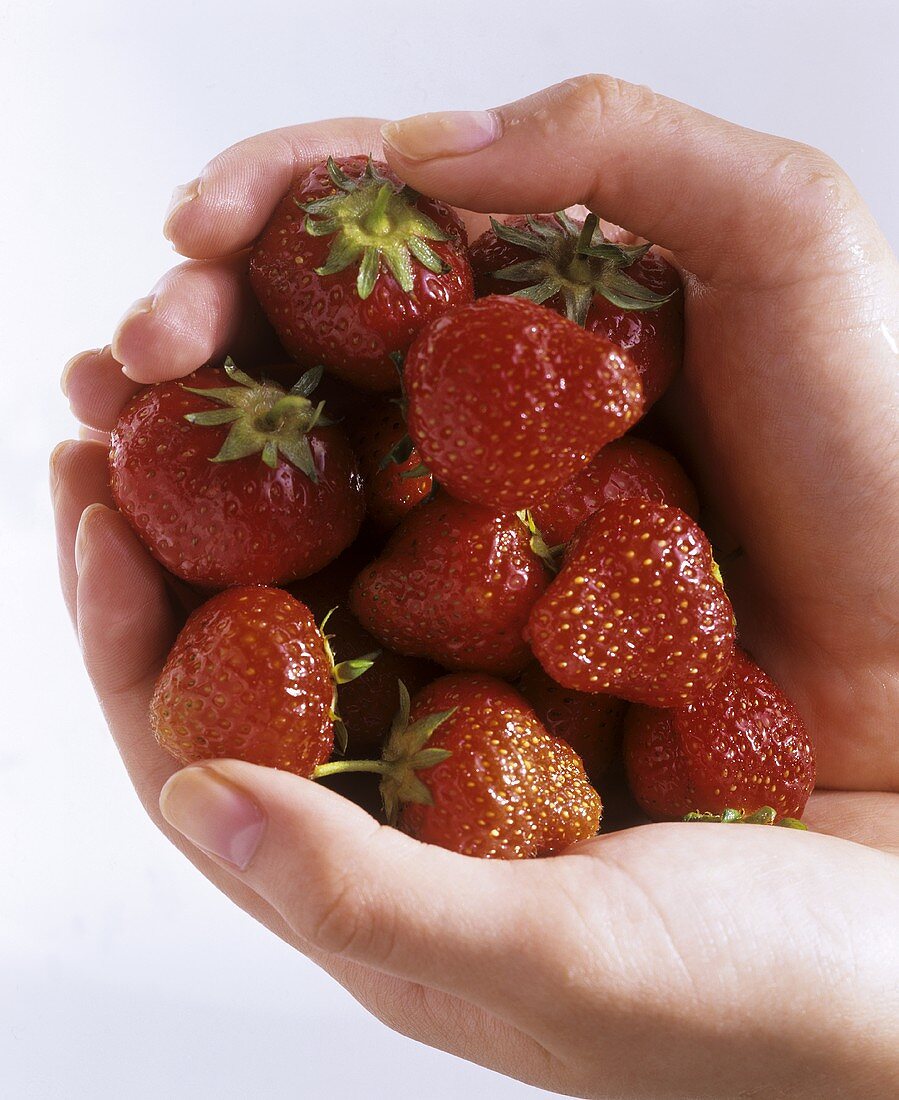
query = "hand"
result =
(54, 77, 899, 1099)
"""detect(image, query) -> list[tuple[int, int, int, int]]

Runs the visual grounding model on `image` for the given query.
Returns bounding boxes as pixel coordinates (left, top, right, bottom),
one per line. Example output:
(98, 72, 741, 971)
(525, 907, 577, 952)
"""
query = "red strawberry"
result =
(290, 547, 439, 754)
(531, 436, 699, 548)
(249, 156, 474, 392)
(109, 360, 364, 588)
(527, 499, 735, 706)
(469, 213, 683, 409)
(345, 396, 433, 529)
(623, 649, 816, 822)
(517, 662, 625, 783)
(405, 295, 642, 510)
(151, 587, 336, 776)
(315, 675, 602, 858)
(350, 492, 550, 677)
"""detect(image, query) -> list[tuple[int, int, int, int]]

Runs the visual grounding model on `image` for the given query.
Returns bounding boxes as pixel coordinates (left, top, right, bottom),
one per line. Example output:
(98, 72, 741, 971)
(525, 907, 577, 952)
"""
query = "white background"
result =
(2, 1, 898, 1097)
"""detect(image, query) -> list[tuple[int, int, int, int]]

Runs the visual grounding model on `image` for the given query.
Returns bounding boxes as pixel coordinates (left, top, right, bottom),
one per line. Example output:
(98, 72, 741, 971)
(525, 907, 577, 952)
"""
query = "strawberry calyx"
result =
(516, 509, 562, 573)
(683, 807, 808, 830)
(488, 212, 675, 326)
(312, 682, 455, 823)
(298, 157, 451, 301)
(318, 607, 380, 754)
(183, 357, 332, 482)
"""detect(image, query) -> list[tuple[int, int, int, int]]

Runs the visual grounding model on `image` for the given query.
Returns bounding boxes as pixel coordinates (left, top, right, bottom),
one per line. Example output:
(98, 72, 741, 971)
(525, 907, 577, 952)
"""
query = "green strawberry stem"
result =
(366, 184, 394, 235)
(312, 682, 455, 824)
(683, 807, 808, 829)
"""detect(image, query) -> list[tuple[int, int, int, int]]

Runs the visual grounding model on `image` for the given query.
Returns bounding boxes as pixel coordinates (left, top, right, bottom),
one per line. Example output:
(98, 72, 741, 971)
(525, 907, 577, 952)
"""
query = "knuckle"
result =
(762, 142, 858, 234)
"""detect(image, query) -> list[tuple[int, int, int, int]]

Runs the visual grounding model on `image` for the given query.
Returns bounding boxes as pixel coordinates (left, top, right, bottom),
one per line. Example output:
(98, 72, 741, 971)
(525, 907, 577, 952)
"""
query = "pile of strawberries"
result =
(109, 155, 816, 859)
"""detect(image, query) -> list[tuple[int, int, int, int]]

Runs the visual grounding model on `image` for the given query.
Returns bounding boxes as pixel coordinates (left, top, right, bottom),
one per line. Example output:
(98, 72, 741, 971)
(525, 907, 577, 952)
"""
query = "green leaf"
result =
(563, 285, 595, 327)
(278, 434, 318, 483)
(378, 433, 415, 471)
(333, 651, 381, 685)
(298, 193, 345, 216)
(526, 214, 558, 240)
(356, 247, 380, 300)
(304, 215, 340, 238)
(511, 279, 561, 307)
(553, 209, 580, 236)
(777, 817, 809, 830)
(404, 708, 457, 755)
(382, 247, 415, 293)
(400, 462, 430, 480)
(291, 365, 324, 398)
(408, 747, 453, 770)
(491, 217, 550, 255)
(408, 211, 447, 243)
(184, 407, 243, 426)
(261, 440, 278, 468)
(490, 259, 547, 285)
(600, 271, 675, 311)
(408, 236, 449, 275)
(333, 717, 349, 755)
(326, 156, 355, 191)
(222, 357, 258, 388)
(210, 422, 267, 464)
(316, 234, 364, 277)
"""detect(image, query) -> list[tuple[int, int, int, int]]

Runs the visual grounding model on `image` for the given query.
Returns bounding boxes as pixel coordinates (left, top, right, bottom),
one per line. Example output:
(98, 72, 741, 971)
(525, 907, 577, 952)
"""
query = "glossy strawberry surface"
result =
(469, 214, 683, 409)
(528, 499, 735, 706)
(517, 662, 625, 783)
(346, 397, 433, 528)
(249, 156, 474, 391)
(350, 492, 550, 677)
(151, 587, 334, 776)
(398, 675, 602, 858)
(109, 365, 364, 587)
(532, 436, 699, 547)
(624, 649, 816, 821)
(405, 295, 643, 510)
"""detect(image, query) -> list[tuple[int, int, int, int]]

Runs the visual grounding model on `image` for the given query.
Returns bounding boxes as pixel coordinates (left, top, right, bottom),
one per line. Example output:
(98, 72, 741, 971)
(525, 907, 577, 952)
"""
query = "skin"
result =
(54, 76, 899, 1098)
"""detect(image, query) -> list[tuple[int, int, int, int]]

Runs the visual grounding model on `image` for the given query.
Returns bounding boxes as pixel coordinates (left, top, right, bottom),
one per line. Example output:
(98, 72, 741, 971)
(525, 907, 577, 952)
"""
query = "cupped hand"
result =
(55, 78, 899, 1099)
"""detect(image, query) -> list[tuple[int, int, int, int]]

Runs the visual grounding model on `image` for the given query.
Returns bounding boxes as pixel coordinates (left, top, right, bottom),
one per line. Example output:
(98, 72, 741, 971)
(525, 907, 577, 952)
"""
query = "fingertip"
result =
(162, 177, 202, 247)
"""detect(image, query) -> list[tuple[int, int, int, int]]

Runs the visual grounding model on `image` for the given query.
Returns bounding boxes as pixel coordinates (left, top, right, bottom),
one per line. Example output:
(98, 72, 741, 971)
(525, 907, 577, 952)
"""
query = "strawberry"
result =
(527, 499, 735, 706)
(315, 675, 602, 858)
(290, 546, 439, 754)
(531, 436, 699, 548)
(623, 649, 816, 822)
(345, 396, 433, 529)
(151, 586, 372, 776)
(469, 213, 683, 409)
(109, 360, 364, 588)
(350, 492, 550, 677)
(517, 662, 625, 783)
(404, 295, 642, 510)
(249, 156, 474, 392)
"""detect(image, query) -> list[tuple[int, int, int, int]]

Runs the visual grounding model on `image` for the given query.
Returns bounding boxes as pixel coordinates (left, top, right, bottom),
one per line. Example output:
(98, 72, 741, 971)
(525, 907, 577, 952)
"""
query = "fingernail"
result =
(111, 297, 155, 363)
(163, 177, 202, 241)
(74, 504, 98, 576)
(61, 349, 101, 397)
(381, 110, 500, 161)
(160, 765, 267, 871)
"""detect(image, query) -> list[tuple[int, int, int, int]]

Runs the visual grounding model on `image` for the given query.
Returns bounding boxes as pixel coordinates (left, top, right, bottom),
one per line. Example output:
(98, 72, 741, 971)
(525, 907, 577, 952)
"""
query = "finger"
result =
(50, 440, 114, 623)
(380, 74, 882, 285)
(801, 790, 899, 855)
(164, 119, 387, 259)
(110, 253, 282, 384)
(62, 347, 142, 431)
(158, 758, 542, 1004)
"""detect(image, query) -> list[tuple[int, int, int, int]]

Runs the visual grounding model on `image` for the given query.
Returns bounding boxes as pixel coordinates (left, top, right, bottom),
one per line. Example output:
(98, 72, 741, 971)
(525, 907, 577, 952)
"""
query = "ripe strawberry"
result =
(290, 547, 439, 754)
(527, 499, 735, 706)
(350, 492, 550, 677)
(345, 396, 433, 529)
(405, 295, 642, 510)
(469, 213, 683, 409)
(531, 436, 699, 548)
(315, 675, 602, 858)
(249, 156, 474, 392)
(623, 649, 816, 822)
(517, 662, 625, 783)
(152, 587, 339, 776)
(109, 360, 364, 588)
